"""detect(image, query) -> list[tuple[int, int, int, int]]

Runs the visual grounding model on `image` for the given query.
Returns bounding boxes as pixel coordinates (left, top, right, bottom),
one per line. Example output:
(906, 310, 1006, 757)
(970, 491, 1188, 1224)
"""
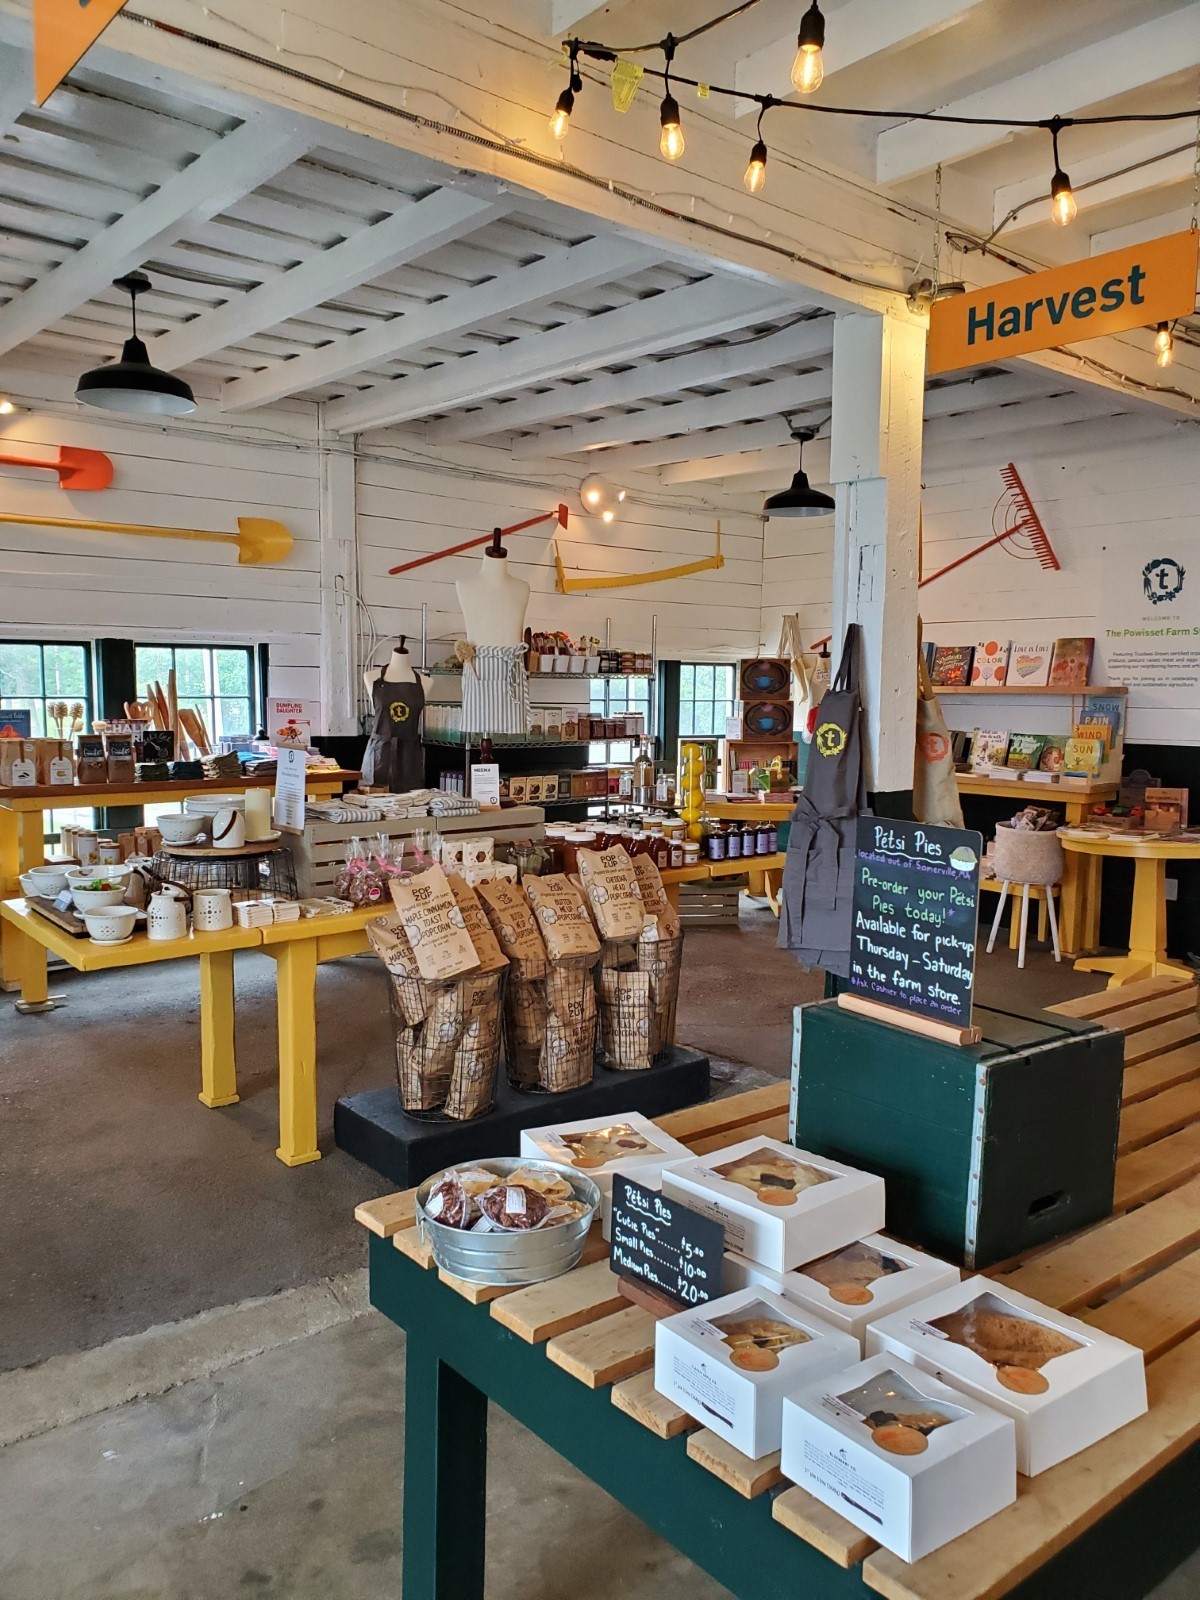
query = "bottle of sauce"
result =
(706, 823, 726, 862)
(726, 823, 741, 860)
(756, 822, 772, 855)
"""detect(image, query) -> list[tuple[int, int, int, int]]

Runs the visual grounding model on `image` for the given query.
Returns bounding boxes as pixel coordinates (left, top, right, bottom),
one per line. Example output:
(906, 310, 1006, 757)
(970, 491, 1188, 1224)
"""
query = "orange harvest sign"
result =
(929, 231, 1199, 375)
(34, 0, 130, 106)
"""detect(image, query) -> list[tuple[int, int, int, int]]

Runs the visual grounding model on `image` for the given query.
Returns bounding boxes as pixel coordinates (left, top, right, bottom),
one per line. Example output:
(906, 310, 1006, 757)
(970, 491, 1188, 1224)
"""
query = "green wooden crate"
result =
(790, 999, 1124, 1269)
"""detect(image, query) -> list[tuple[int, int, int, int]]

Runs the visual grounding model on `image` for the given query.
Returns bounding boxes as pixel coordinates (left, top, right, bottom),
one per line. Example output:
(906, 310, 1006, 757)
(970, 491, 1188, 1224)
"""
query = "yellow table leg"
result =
(11, 812, 49, 999)
(1075, 858, 1193, 987)
(198, 950, 239, 1108)
(17, 923, 50, 1007)
(764, 867, 781, 919)
(664, 882, 681, 911)
(275, 940, 322, 1166)
(0, 806, 20, 991)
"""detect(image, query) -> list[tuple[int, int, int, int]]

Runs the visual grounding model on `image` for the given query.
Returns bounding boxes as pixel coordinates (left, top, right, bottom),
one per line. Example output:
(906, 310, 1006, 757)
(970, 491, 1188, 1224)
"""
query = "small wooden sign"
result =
(929, 231, 1200, 375)
(609, 1177, 725, 1317)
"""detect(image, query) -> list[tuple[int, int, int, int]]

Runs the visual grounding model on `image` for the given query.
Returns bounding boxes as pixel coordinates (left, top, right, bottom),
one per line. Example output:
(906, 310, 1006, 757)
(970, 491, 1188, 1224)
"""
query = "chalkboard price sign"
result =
(609, 1177, 725, 1309)
(848, 817, 982, 1030)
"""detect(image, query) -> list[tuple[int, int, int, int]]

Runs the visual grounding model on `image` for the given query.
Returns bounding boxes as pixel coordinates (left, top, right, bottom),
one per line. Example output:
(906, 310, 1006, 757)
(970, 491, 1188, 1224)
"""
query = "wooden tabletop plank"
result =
(1082, 1252, 1200, 1361)
(1048, 977, 1193, 1019)
(999, 1175, 1200, 1312)
(688, 1112, 791, 1157)
(1113, 1122, 1200, 1212)
(656, 1083, 789, 1146)
(1118, 1079, 1200, 1155)
(354, 1190, 418, 1237)
(772, 1484, 879, 1568)
(1101, 989, 1198, 1035)
(861, 1330, 1200, 1600)
(393, 1226, 435, 1269)
(1123, 1041, 1200, 1106)
(491, 1258, 626, 1343)
(545, 1305, 656, 1388)
(686, 1429, 784, 1498)
(611, 1369, 697, 1439)
(1125, 1013, 1200, 1068)
(437, 1270, 518, 1305)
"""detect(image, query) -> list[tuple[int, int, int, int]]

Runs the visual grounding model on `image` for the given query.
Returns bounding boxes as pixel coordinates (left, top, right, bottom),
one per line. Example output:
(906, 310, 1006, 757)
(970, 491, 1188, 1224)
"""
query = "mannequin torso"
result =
(363, 646, 423, 694)
(456, 552, 530, 646)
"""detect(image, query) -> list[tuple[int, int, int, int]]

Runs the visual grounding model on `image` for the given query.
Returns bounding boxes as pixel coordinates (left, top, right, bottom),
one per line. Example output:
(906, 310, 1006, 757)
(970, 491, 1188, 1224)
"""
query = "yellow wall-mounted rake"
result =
(0, 512, 293, 565)
(554, 524, 724, 593)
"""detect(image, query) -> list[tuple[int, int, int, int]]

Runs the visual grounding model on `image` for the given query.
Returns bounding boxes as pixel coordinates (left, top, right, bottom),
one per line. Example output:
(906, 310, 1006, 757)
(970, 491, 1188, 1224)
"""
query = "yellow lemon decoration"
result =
(687, 821, 704, 842)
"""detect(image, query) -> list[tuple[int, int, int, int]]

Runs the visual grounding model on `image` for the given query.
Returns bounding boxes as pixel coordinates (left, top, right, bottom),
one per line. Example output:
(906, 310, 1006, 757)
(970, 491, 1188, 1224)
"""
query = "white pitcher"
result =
(147, 886, 189, 941)
(193, 888, 233, 932)
(210, 807, 246, 850)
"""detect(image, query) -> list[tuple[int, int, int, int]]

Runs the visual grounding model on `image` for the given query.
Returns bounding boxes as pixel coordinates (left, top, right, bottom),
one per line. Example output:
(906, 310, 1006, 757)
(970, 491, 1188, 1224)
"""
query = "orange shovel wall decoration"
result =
(0, 512, 293, 564)
(0, 445, 114, 489)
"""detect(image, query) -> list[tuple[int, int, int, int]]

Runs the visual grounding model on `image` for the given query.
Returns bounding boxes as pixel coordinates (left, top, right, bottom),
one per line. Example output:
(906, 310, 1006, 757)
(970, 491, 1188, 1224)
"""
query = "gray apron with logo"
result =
(778, 625, 869, 977)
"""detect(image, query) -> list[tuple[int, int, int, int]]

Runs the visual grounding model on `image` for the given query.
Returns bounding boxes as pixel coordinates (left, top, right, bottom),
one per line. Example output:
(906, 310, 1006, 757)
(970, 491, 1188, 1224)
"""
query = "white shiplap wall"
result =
(759, 510, 835, 661)
(0, 358, 323, 703)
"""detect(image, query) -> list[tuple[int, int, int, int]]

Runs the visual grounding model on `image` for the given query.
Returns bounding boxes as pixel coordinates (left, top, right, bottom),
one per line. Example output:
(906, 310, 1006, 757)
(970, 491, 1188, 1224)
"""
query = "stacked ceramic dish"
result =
(184, 794, 245, 819)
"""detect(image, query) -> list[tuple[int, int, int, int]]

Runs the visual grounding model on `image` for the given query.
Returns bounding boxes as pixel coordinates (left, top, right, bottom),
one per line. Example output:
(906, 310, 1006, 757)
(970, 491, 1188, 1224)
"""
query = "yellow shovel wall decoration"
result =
(0, 512, 293, 565)
(554, 524, 723, 593)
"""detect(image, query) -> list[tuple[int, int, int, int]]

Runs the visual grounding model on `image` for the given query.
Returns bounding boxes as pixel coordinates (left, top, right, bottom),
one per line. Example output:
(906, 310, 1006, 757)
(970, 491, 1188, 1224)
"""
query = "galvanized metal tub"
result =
(415, 1157, 601, 1286)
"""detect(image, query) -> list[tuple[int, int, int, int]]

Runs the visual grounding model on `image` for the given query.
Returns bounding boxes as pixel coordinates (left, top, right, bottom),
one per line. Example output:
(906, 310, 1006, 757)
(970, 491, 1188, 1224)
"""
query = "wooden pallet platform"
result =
(358, 975, 1200, 1599)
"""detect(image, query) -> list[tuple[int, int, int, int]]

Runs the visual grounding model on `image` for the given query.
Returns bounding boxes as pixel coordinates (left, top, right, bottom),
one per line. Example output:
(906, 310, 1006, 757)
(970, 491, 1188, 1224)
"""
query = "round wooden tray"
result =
(162, 837, 282, 859)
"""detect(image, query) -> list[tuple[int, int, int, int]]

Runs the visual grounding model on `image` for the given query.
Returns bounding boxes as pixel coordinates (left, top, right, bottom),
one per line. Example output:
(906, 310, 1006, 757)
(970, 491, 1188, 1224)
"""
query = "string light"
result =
(744, 103, 770, 192)
(1155, 321, 1174, 366)
(791, 2, 825, 95)
(1048, 119, 1077, 226)
(549, 45, 582, 141)
(659, 37, 685, 161)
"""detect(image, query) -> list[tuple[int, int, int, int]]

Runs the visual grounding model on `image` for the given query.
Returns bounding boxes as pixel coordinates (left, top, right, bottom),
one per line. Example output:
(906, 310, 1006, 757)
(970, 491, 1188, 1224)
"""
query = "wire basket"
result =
(503, 952, 598, 1094)
(147, 844, 298, 897)
(386, 966, 504, 1121)
(596, 932, 682, 1071)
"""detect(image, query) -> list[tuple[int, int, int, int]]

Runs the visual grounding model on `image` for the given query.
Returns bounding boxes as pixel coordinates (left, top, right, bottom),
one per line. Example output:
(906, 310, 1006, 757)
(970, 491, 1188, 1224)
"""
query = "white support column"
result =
(829, 312, 925, 799)
(318, 418, 359, 737)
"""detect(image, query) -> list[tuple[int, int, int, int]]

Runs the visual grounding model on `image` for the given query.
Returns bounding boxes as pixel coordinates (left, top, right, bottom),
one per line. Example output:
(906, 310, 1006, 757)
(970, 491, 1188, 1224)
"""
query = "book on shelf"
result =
(923, 640, 938, 675)
(1038, 736, 1068, 775)
(970, 728, 1010, 772)
(1006, 732, 1047, 771)
(1049, 637, 1095, 688)
(1007, 641, 1053, 687)
(971, 639, 1011, 686)
(1080, 693, 1126, 743)
(930, 644, 974, 686)
(1074, 718, 1113, 755)
(1063, 735, 1105, 777)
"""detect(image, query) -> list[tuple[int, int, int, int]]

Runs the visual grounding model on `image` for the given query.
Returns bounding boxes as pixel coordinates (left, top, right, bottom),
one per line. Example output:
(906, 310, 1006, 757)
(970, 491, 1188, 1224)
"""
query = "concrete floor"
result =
(7, 903, 1188, 1599)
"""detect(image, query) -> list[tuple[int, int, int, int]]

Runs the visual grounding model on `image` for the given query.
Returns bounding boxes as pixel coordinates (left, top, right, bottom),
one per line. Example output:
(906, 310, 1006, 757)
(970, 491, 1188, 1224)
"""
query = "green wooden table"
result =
(361, 990, 1200, 1600)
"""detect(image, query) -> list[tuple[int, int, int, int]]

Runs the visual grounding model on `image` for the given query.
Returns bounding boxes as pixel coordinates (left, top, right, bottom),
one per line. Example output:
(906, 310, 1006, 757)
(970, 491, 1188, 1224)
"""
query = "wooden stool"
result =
(984, 826, 1064, 969)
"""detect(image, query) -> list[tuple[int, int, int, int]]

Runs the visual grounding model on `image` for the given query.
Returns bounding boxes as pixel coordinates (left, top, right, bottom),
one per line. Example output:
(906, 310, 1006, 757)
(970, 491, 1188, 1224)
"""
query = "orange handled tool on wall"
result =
(0, 445, 113, 489)
(388, 504, 569, 575)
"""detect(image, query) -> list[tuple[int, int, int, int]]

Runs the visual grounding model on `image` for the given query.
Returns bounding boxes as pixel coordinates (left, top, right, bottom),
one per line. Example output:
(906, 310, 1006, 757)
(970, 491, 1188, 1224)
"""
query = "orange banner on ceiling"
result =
(928, 230, 1200, 375)
(34, 0, 130, 106)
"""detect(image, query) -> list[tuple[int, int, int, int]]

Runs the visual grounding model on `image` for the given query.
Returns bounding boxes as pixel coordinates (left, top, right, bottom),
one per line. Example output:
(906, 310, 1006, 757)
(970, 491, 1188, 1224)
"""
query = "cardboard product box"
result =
(866, 1276, 1147, 1476)
(781, 1352, 1016, 1562)
(655, 1286, 858, 1460)
(660, 1136, 885, 1274)
(723, 1234, 959, 1348)
(521, 1111, 689, 1214)
(0, 737, 37, 786)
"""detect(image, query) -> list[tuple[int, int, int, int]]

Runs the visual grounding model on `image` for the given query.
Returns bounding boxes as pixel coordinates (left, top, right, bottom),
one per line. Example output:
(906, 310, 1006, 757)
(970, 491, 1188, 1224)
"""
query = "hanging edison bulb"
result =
(790, 2, 825, 94)
(744, 137, 768, 194)
(1050, 167, 1077, 226)
(548, 86, 574, 141)
(659, 91, 685, 160)
(1155, 322, 1174, 367)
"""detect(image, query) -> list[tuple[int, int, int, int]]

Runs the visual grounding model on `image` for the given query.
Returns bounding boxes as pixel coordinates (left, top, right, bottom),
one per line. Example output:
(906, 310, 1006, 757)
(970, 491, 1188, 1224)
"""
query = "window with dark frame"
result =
(0, 639, 93, 737)
(678, 663, 736, 739)
(133, 644, 256, 745)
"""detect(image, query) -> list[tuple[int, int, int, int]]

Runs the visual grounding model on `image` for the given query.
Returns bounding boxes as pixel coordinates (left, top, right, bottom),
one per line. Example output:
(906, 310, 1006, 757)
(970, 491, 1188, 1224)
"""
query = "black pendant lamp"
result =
(762, 428, 835, 517)
(76, 271, 196, 416)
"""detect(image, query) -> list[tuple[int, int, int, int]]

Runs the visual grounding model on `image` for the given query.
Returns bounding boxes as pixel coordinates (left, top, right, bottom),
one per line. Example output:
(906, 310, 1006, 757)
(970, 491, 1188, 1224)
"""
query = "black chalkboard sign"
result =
(609, 1177, 725, 1309)
(848, 817, 982, 1030)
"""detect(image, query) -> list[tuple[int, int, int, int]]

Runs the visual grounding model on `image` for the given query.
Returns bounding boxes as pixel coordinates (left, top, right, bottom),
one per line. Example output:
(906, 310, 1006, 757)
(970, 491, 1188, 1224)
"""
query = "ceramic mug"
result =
(193, 888, 234, 932)
(210, 808, 246, 850)
(147, 887, 189, 941)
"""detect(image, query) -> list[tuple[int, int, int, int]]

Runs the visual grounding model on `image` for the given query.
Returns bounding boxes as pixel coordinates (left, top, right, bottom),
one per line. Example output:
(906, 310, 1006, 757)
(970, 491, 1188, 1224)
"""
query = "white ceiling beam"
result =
(581, 409, 832, 476)
(433, 315, 834, 444)
(663, 445, 799, 484)
(734, 0, 989, 114)
(1089, 208, 1194, 257)
(546, 0, 604, 34)
(221, 233, 659, 412)
(994, 129, 1195, 237)
(923, 369, 1056, 417)
(324, 277, 798, 433)
(922, 410, 1181, 472)
(877, 10, 1200, 185)
(150, 188, 510, 374)
(0, 45, 31, 134)
(515, 368, 831, 459)
(0, 113, 314, 359)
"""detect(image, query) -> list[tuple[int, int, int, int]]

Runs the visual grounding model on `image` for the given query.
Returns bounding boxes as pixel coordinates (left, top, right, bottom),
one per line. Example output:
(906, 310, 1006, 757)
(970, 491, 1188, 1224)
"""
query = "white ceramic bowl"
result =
(24, 866, 70, 897)
(71, 883, 127, 912)
(67, 863, 131, 883)
(83, 906, 138, 944)
(157, 814, 206, 844)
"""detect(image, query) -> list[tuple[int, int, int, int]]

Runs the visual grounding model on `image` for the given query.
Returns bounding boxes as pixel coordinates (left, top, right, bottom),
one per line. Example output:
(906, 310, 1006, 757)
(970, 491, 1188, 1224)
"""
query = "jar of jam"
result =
(668, 836, 684, 869)
(682, 840, 700, 867)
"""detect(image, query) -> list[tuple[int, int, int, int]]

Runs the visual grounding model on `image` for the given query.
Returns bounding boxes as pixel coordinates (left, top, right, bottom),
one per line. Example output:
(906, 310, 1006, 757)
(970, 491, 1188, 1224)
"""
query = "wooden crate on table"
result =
(290, 805, 545, 895)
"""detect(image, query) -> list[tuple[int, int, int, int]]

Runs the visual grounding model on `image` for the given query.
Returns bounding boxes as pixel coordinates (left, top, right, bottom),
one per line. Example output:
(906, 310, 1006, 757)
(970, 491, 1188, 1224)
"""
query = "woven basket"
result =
(991, 824, 1064, 887)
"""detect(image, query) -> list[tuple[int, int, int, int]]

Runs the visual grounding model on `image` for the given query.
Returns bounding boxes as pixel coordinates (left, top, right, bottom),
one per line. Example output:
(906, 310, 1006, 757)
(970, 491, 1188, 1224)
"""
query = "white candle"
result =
(244, 787, 272, 840)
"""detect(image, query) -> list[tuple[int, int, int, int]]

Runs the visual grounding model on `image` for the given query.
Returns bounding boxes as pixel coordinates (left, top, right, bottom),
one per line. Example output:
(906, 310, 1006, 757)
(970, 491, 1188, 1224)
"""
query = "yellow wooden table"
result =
(956, 774, 1117, 825)
(0, 769, 354, 994)
(702, 799, 795, 823)
(660, 853, 786, 915)
(0, 898, 261, 1108)
(1059, 830, 1200, 987)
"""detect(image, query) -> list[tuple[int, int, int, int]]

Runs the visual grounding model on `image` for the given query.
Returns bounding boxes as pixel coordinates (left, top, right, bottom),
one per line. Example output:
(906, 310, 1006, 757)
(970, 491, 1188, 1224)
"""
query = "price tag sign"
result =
(273, 747, 307, 835)
(470, 762, 501, 807)
(609, 1177, 724, 1309)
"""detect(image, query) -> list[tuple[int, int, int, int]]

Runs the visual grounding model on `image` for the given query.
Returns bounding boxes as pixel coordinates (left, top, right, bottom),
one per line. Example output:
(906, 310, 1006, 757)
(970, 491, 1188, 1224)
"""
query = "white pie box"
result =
(866, 1276, 1148, 1476)
(660, 1136, 885, 1273)
(520, 1111, 690, 1221)
(723, 1234, 960, 1349)
(654, 1286, 859, 1459)
(781, 1353, 1017, 1563)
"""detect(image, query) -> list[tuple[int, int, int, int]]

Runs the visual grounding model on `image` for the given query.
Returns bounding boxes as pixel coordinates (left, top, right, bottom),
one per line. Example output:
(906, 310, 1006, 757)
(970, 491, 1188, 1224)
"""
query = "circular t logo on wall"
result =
(1142, 557, 1185, 605)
